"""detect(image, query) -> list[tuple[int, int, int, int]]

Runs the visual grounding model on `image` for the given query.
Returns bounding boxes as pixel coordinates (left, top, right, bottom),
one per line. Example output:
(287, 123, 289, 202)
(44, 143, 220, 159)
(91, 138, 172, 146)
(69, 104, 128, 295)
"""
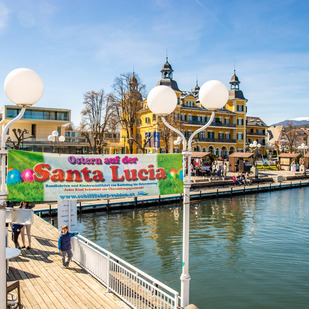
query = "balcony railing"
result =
(196, 138, 237, 143)
(185, 120, 236, 128)
(247, 132, 266, 136)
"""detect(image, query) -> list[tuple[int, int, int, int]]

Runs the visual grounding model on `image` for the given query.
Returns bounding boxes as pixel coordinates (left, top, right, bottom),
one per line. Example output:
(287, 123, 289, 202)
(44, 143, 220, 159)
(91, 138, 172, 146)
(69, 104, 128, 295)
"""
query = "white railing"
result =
(71, 235, 180, 309)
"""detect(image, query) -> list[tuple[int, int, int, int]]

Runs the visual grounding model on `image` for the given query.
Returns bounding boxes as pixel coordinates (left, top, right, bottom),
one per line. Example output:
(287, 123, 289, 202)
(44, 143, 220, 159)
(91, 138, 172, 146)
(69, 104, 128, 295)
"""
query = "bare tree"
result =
(6, 128, 32, 149)
(112, 72, 145, 154)
(157, 112, 182, 153)
(282, 122, 299, 153)
(79, 90, 118, 154)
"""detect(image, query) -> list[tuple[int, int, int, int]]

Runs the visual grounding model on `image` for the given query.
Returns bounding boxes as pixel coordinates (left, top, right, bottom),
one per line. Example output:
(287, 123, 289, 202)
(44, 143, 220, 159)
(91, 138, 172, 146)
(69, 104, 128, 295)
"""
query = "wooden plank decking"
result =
(6, 215, 130, 309)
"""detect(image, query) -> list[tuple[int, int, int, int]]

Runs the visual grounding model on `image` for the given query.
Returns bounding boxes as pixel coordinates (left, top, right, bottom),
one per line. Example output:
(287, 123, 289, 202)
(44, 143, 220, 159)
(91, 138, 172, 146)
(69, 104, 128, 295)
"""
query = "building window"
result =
(208, 132, 215, 139)
(237, 133, 244, 140)
(145, 117, 150, 124)
(237, 118, 244, 126)
(237, 105, 244, 112)
(31, 124, 36, 138)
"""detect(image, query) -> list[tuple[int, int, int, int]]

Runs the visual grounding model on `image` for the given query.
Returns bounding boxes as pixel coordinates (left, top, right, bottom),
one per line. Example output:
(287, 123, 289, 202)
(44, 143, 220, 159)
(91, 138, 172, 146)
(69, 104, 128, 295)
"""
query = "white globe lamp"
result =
(199, 80, 228, 111)
(59, 136, 65, 142)
(147, 85, 177, 115)
(4, 68, 44, 106)
(48, 135, 55, 142)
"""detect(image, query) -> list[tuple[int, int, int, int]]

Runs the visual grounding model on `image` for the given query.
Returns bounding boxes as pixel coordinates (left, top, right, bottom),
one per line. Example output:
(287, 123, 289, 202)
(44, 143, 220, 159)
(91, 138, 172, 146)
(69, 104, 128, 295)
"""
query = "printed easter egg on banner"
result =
(178, 167, 183, 180)
(21, 169, 34, 182)
(168, 168, 179, 179)
(7, 169, 22, 185)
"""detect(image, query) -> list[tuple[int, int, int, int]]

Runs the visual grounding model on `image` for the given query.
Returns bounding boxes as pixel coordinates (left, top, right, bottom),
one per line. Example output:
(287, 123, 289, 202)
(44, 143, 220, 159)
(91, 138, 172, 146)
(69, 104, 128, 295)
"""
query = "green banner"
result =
(7, 150, 183, 202)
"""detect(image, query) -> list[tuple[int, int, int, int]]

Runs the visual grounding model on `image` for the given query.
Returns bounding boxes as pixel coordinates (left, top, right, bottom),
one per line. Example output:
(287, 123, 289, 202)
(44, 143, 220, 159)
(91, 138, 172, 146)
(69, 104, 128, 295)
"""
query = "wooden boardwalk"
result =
(7, 215, 130, 309)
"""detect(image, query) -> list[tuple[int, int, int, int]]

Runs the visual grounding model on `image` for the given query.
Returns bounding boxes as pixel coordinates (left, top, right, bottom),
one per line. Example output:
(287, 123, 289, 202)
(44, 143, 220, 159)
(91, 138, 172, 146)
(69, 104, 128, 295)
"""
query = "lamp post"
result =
(298, 143, 308, 155)
(147, 80, 228, 307)
(0, 68, 43, 308)
(249, 140, 261, 164)
(48, 131, 65, 153)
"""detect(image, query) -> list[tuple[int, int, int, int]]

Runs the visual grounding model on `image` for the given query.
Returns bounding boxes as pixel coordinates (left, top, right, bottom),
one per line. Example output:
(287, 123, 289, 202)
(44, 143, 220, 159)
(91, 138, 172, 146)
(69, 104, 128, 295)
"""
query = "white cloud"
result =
(0, 3, 9, 32)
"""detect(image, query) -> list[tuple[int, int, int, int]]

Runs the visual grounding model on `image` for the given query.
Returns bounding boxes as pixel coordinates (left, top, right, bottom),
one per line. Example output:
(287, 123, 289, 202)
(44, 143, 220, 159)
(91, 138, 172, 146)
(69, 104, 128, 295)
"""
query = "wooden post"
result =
(49, 204, 51, 217)
(134, 196, 138, 207)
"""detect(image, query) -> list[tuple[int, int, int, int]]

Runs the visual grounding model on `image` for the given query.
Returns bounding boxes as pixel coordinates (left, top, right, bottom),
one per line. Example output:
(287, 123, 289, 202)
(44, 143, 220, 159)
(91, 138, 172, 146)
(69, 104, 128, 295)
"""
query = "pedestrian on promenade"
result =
(11, 223, 23, 249)
(223, 163, 227, 180)
(20, 202, 34, 249)
(58, 225, 78, 268)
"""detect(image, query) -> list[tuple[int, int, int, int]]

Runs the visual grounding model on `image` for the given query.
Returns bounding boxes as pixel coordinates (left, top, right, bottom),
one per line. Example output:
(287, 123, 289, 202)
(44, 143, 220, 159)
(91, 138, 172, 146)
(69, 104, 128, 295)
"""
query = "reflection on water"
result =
(74, 187, 309, 309)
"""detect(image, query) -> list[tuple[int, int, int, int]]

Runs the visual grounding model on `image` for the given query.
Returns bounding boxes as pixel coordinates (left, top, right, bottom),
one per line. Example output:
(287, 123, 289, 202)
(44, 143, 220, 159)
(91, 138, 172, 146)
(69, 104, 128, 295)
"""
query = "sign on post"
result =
(57, 199, 77, 232)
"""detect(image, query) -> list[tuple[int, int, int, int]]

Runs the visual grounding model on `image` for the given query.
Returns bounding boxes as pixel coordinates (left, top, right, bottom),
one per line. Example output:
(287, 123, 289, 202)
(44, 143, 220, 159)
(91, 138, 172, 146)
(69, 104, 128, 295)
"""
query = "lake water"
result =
(70, 187, 309, 308)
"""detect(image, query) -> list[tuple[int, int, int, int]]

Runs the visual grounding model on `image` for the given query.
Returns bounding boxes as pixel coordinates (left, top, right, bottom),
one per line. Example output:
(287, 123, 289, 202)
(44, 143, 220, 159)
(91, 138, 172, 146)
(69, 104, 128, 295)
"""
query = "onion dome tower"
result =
(229, 70, 246, 100)
(156, 57, 180, 91)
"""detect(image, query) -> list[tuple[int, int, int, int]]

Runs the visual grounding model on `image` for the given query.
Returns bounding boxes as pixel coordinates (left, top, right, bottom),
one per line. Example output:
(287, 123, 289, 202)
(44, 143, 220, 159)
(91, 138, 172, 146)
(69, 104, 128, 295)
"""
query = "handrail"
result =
(72, 234, 179, 309)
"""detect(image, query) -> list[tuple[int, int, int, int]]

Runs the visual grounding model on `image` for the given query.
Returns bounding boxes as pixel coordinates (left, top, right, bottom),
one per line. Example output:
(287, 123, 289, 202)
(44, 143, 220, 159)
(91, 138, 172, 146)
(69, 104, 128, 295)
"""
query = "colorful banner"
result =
(7, 150, 183, 202)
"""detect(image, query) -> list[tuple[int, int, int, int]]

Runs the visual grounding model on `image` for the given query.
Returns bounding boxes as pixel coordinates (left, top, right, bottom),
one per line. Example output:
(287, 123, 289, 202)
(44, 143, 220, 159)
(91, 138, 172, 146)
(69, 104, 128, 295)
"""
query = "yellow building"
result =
(0, 105, 70, 152)
(122, 59, 264, 157)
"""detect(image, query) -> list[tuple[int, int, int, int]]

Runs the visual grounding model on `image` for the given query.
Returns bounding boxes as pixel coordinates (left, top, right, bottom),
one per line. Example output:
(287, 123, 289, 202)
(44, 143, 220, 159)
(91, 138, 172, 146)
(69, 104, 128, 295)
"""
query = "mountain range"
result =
(271, 117, 309, 127)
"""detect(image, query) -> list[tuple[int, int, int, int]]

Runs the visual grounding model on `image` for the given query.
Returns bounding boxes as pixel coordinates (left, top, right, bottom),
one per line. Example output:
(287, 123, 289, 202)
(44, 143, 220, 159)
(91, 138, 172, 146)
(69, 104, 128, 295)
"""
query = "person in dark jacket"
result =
(12, 223, 24, 248)
(58, 225, 78, 268)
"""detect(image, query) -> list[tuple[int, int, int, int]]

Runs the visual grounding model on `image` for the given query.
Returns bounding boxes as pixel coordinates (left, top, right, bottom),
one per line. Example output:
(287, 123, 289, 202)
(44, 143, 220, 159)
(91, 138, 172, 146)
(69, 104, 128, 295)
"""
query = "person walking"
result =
(11, 223, 23, 249)
(223, 162, 227, 180)
(58, 225, 78, 268)
(20, 202, 34, 249)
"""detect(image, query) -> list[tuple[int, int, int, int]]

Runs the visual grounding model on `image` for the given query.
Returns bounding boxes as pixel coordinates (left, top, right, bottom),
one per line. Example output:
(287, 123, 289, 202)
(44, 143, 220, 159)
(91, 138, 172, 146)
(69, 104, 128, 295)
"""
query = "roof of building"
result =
(157, 79, 180, 91)
(191, 151, 210, 158)
(278, 153, 301, 158)
(229, 152, 254, 158)
(247, 116, 268, 127)
(267, 126, 284, 145)
(229, 89, 246, 100)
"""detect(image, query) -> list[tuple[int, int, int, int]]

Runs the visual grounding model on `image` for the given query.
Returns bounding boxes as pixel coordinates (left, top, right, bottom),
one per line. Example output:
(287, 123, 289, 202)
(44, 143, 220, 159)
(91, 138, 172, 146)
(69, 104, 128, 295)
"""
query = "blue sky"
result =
(0, 0, 308, 126)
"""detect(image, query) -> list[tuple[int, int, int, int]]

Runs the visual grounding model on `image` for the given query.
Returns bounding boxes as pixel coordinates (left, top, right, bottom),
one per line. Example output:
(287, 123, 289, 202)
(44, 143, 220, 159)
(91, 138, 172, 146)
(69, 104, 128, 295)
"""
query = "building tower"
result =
(157, 57, 181, 92)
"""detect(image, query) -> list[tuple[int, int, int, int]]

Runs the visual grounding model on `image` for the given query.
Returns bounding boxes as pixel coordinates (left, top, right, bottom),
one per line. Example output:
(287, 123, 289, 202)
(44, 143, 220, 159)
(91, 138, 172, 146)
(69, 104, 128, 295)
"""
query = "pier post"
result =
(79, 202, 82, 214)
(134, 196, 138, 207)
(49, 204, 51, 217)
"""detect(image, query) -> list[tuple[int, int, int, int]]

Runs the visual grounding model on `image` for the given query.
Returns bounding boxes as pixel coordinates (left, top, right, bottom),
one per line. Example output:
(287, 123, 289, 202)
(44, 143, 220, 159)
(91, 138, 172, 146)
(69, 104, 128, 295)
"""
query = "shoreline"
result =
(32, 170, 309, 217)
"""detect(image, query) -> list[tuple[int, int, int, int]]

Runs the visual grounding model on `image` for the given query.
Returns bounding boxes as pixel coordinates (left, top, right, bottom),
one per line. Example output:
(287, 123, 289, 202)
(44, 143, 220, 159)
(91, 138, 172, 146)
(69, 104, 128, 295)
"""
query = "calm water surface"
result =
(73, 187, 309, 309)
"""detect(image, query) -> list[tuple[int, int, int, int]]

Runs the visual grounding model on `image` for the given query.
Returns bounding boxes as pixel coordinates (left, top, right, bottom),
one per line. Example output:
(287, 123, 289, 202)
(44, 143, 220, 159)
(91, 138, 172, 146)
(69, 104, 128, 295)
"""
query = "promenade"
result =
(6, 215, 130, 309)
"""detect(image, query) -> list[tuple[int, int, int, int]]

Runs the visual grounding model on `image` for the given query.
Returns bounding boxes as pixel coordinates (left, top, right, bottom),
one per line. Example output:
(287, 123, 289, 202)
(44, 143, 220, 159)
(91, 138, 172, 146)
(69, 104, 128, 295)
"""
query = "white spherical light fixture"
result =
(147, 85, 177, 116)
(4, 68, 44, 106)
(59, 136, 65, 142)
(48, 135, 55, 142)
(199, 80, 228, 111)
(52, 131, 59, 137)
